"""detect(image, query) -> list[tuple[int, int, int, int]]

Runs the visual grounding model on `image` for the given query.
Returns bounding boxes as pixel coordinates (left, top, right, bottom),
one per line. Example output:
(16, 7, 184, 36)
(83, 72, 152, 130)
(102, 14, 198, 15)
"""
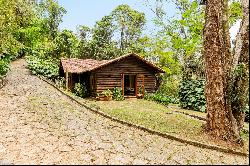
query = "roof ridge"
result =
(60, 53, 165, 73)
(87, 53, 165, 73)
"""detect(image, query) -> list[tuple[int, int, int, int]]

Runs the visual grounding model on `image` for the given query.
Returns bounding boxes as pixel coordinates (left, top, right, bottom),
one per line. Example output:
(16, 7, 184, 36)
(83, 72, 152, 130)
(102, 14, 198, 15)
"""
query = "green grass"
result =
(99, 100, 202, 135)
(88, 99, 203, 138)
(169, 103, 206, 118)
(85, 98, 249, 152)
(169, 103, 249, 132)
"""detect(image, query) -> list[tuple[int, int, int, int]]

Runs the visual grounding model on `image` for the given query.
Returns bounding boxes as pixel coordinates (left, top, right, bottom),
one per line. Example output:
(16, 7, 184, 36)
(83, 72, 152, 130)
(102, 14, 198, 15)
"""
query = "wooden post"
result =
(90, 74, 93, 91)
(121, 73, 124, 96)
(94, 73, 97, 91)
(66, 68, 68, 91)
(135, 74, 138, 97)
(142, 75, 145, 97)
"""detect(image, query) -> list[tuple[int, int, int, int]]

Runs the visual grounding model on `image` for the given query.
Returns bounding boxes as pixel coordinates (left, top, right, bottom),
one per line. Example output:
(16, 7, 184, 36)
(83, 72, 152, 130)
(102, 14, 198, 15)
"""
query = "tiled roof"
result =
(60, 53, 165, 74)
(60, 58, 110, 73)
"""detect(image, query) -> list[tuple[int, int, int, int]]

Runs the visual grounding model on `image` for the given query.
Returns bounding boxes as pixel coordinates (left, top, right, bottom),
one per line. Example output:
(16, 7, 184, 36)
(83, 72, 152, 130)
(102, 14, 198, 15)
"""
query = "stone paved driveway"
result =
(0, 59, 248, 165)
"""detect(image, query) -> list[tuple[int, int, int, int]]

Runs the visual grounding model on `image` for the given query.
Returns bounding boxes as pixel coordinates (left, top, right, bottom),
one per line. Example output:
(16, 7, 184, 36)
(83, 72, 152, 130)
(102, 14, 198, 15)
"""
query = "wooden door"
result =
(136, 74, 145, 97)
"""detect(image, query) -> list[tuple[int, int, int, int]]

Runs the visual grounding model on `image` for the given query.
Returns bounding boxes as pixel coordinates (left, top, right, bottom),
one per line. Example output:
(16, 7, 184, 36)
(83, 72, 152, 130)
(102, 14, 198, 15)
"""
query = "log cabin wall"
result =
(94, 56, 157, 95)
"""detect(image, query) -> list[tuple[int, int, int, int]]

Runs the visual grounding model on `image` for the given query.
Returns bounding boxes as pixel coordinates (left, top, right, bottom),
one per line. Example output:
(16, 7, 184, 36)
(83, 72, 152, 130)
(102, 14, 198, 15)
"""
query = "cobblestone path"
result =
(0, 59, 248, 164)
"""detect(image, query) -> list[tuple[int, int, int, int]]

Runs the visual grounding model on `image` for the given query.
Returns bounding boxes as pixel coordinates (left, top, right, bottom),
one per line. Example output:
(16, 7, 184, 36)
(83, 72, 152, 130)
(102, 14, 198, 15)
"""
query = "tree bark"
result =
(204, 0, 249, 144)
(230, 0, 249, 133)
(232, 0, 249, 69)
(204, 0, 239, 141)
(120, 22, 125, 52)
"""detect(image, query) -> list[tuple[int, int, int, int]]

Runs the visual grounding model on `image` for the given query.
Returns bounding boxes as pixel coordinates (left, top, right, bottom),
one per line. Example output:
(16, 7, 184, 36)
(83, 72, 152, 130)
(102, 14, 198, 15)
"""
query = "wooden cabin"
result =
(59, 53, 165, 98)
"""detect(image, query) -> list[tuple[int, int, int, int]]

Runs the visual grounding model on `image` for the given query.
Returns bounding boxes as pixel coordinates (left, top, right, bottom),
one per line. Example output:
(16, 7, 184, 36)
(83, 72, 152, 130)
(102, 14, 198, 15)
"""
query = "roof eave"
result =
(60, 53, 166, 74)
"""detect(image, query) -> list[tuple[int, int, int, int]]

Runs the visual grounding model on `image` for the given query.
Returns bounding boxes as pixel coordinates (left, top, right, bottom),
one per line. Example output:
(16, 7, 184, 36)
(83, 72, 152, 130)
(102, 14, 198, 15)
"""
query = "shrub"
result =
(101, 89, 113, 97)
(0, 54, 11, 77)
(155, 92, 179, 104)
(179, 79, 206, 112)
(55, 77, 65, 89)
(144, 92, 170, 106)
(73, 83, 88, 98)
(0, 59, 9, 77)
(158, 76, 179, 97)
(26, 56, 59, 80)
(157, 76, 180, 104)
(243, 105, 249, 122)
(112, 87, 124, 101)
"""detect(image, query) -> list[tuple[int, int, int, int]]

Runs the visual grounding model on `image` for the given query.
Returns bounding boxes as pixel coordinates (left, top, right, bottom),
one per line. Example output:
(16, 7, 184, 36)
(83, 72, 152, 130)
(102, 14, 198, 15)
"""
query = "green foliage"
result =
(243, 105, 249, 122)
(90, 15, 119, 59)
(78, 4, 146, 60)
(179, 79, 206, 112)
(147, 0, 205, 79)
(146, 0, 242, 80)
(111, 4, 146, 53)
(39, 0, 66, 40)
(157, 76, 180, 104)
(78, 25, 91, 40)
(77, 25, 92, 58)
(54, 29, 79, 58)
(0, 60, 9, 77)
(144, 92, 170, 106)
(0, 0, 36, 59)
(73, 83, 88, 98)
(55, 76, 65, 89)
(26, 56, 59, 80)
(0, 56, 10, 77)
(229, 0, 242, 27)
(0, 0, 67, 76)
(112, 87, 124, 101)
(234, 63, 245, 77)
(101, 89, 113, 97)
(138, 85, 144, 94)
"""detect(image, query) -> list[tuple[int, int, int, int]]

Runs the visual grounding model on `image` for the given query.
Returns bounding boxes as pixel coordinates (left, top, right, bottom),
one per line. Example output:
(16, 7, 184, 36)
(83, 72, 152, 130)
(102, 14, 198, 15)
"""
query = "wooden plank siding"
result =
(94, 56, 157, 95)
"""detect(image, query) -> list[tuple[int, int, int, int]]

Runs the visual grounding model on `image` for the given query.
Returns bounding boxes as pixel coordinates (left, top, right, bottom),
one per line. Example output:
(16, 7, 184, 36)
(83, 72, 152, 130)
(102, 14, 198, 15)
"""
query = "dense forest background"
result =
(0, 0, 248, 122)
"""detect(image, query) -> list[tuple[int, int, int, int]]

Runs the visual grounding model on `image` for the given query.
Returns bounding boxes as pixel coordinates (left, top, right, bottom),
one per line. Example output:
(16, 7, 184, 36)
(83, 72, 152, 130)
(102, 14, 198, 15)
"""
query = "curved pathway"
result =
(0, 59, 248, 164)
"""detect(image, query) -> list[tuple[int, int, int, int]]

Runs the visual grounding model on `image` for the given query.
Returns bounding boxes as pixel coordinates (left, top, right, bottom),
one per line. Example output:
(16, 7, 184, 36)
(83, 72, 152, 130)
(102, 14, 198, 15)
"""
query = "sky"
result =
(58, 0, 240, 39)
(58, 0, 176, 34)
(230, 19, 241, 41)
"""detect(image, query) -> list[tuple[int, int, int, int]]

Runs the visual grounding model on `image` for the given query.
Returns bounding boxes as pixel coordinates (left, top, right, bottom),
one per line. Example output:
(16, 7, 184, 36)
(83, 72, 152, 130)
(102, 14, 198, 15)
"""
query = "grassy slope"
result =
(86, 99, 249, 152)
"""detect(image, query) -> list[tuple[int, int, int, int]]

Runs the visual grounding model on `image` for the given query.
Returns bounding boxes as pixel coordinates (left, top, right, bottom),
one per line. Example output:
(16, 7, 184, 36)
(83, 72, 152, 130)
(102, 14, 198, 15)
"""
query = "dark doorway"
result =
(124, 75, 136, 96)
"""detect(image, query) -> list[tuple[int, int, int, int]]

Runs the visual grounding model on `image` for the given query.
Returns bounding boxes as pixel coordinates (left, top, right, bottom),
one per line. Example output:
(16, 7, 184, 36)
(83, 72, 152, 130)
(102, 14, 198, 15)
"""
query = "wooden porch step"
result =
(124, 95, 137, 99)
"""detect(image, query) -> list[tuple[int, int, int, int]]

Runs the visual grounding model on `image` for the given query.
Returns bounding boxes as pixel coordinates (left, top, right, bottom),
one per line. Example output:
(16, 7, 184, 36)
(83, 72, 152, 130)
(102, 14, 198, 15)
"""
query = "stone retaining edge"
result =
(38, 76, 248, 157)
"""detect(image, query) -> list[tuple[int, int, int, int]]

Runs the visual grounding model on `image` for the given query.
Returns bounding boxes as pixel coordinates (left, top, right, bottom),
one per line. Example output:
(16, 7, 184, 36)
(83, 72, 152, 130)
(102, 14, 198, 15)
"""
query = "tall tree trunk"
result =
(230, 0, 249, 134)
(204, 0, 249, 144)
(204, 0, 238, 141)
(120, 23, 125, 52)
